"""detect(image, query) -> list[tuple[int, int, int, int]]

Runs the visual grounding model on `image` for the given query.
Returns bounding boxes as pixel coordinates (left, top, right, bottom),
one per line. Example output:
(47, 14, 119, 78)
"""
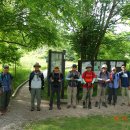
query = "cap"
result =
(111, 67, 116, 71)
(33, 62, 41, 68)
(86, 64, 92, 68)
(101, 64, 107, 68)
(3, 65, 9, 69)
(72, 64, 77, 68)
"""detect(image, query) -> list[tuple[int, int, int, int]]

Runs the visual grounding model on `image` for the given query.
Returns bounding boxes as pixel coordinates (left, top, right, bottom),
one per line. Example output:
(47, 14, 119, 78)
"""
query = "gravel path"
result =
(0, 81, 130, 130)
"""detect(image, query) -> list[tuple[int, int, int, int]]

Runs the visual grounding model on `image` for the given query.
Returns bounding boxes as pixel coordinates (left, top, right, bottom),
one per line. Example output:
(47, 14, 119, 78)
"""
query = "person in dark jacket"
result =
(29, 63, 44, 111)
(49, 66, 63, 110)
(119, 64, 130, 106)
(0, 65, 13, 115)
(66, 64, 80, 108)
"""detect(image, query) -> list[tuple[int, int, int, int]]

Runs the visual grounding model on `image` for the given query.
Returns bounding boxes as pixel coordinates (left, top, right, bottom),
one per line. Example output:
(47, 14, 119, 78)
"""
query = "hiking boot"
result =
(112, 102, 116, 106)
(83, 101, 86, 108)
(57, 106, 61, 110)
(73, 106, 76, 109)
(88, 102, 92, 109)
(37, 107, 41, 111)
(49, 107, 53, 110)
(67, 105, 71, 109)
(0, 111, 5, 115)
(108, 101, 111, 105)
(95, 101, 98, 107)
(102, 102, 107, 108)
(31, 108, 34, 111)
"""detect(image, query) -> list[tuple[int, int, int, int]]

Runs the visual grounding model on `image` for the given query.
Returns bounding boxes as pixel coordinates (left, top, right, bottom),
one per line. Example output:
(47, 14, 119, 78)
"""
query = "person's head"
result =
(33, 63, 41, 71)
(86, 64, 92, 71)
(3, 65, 9, 73)
(72, 64, 77, 71)
(111, 67, 116, 73)
(121, 64, 126, 72)
(53, 66, 60, 73)
(101, 64, 107, 73)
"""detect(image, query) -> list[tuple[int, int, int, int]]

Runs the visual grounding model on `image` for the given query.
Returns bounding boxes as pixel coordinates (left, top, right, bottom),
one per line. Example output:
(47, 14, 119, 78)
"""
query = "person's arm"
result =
(41, 73, 44, 90)
(92, 72, 96, 84)
(81, 72, 86, 84)
(29, 72, 32, 91)
(66, 72, 71, 80)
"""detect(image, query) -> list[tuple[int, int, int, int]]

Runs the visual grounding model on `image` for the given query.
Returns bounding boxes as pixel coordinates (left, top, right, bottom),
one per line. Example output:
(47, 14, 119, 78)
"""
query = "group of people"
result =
(0, 62, 130, 115)
(46, 63, 130, 110)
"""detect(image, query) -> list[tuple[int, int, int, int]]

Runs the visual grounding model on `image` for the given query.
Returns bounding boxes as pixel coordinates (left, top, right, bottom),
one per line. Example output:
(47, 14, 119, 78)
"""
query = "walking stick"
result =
(85, 83, 92, 109)
(99, 87, 103, 109)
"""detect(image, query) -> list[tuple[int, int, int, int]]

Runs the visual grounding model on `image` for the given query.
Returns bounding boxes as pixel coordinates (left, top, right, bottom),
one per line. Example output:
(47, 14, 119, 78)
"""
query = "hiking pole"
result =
(98, 87, 103, 109)
(85, 83, 91, 109)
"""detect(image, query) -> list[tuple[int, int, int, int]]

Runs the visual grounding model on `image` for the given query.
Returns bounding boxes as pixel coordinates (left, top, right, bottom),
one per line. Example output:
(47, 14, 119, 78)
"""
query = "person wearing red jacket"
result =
(82, 64, 96, 109)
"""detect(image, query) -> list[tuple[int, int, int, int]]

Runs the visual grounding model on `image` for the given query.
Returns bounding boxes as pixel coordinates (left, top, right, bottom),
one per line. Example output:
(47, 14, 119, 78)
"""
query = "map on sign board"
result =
(116, 62, 124, 67)
(51, 53, 63, 72)
(94, 61, 101, 76)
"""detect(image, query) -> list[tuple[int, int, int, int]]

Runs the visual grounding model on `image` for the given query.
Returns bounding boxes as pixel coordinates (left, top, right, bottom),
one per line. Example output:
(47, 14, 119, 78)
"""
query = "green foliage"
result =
(24, 115, 130, 130)
(9, 66, 30, 90)
(122, 3, 130, 18)
(69, 0, 130, 60)
(98, 32, 130, 60)
(0, 44, 22, 64)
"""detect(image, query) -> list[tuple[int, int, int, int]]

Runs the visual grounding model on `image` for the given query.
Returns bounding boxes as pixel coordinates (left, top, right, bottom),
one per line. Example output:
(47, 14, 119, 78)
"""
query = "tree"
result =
(98, 32, 130, 60)
(68, 0, 130, 60)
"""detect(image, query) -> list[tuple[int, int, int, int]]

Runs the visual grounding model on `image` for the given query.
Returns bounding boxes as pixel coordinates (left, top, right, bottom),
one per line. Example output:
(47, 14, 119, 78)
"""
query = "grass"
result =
(24, 115, 130, 130)
(10, 67, 31, 90)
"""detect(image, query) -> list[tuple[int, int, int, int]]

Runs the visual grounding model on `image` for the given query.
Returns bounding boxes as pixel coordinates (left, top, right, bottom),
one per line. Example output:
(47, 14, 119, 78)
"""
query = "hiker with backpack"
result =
(0, 65, 13, 115)
(81, 64, 96, 109)
(108, 67, 120, 105)
(95, 64, 110, 108)
(66, 64, 80, 109)
(49, 66, 63, 110)
(119, 64, 130, 106)
(29, 63, 44, 111)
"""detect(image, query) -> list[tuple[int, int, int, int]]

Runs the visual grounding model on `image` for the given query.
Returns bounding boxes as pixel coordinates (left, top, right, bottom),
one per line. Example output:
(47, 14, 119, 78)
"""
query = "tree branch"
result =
(0, 40, 28, 47)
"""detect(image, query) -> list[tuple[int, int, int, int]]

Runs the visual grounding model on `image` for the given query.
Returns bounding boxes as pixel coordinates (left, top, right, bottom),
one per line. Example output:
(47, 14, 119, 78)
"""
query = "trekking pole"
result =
(98, 87, 103, 109)
(86, 83, 91, 109)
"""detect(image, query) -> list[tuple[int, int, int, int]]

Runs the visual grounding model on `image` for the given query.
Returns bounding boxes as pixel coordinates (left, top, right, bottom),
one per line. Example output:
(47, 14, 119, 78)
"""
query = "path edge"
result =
(12, 79, 29, 98)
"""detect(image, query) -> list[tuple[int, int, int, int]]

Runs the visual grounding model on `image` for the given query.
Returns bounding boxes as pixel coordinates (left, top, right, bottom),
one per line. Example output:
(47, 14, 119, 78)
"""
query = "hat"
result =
(33, 63, 41, 68)
(72, 64, 77, 68)
(3, 65, 9, 69)
(86, 64, 92, 68)
(111, 67, 116, 71)
(101, 64, 107, 68)
(54, 66, 59, 70)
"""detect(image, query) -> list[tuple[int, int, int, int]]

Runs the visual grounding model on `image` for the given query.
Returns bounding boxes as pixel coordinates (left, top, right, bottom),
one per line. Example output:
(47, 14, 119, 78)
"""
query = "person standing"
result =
(29, 63, 44, 111)
(0, 65, 13, 115)
(81, 64, 96, 109)
(49, 66, 63, 110)
(108, 67, 120, 105)
(119, 64, 130, 106)
(66, 64, 80, 109)
(95, 64, 110, 108)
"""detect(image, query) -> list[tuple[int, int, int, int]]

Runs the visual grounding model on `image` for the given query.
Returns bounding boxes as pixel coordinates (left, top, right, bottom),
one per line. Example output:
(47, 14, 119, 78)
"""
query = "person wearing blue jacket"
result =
(108, 67, 120, 105)
(119, 64, 130, 106)
(0, 65, 13, 115)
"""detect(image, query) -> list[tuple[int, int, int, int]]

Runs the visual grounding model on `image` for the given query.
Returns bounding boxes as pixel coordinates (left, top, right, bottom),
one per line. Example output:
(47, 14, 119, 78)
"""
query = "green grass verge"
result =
(24, 115, 130, 130)
(10, 67, 31, 90)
